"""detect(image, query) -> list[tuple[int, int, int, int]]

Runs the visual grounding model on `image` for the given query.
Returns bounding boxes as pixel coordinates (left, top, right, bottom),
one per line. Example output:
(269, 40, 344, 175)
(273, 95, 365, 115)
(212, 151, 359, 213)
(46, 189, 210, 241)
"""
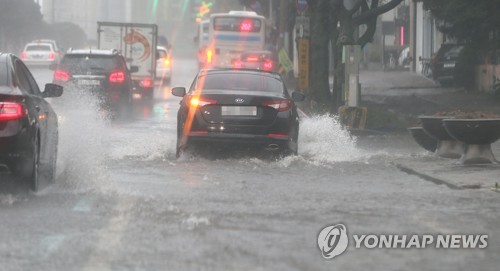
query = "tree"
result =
(307, 0, 404, 113)
(0, 0, 45, 52)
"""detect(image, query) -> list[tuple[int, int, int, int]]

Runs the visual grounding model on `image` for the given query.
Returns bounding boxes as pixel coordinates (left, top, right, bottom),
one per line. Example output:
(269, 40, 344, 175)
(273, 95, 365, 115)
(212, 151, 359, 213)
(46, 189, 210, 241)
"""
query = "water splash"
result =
(299, 115, 363, 163)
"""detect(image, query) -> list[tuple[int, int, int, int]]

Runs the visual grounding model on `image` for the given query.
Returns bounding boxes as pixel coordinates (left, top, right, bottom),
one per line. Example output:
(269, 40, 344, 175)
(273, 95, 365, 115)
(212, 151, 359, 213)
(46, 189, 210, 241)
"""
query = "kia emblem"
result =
(235, 98, 245, 104)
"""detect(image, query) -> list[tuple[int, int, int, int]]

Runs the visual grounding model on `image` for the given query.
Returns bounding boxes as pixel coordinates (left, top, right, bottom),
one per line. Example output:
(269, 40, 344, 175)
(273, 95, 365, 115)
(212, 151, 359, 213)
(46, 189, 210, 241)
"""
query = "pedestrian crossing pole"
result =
(340, 44, 367, 130)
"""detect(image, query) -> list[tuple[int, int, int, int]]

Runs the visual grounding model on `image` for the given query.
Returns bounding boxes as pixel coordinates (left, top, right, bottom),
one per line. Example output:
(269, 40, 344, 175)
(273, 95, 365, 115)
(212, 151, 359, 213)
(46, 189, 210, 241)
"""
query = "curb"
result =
(394, 163, 466, 190)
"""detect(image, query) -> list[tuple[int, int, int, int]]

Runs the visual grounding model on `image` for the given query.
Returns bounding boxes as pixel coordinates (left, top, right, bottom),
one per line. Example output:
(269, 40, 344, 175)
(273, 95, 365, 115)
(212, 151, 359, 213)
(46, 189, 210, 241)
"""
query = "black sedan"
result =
(172, 69, 305, 158)
(0, 53, 63, 191)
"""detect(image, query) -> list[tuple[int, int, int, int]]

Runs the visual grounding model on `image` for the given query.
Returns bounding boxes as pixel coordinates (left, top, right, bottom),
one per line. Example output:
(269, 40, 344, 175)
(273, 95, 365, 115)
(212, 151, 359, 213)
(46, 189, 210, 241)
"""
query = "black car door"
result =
(14, 58, 55, 163)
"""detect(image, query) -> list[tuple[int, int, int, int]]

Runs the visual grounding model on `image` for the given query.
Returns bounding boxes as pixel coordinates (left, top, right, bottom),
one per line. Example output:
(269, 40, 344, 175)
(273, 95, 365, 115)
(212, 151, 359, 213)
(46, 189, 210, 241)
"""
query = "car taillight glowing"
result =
(206, 50, 213, 63)
(267, 133, 288, 138)
(21, 53, 27, 59)
(188, 97, 217, 108)
(140, 79, 152, 88)
(164, 57, 171, 67)
(262, 99, 292, 112)
(109, 71, 125, 83)
(246, 56, 259, 62)
(48, 53, 55, 59)
(233, 60, 243, 69)
(0, 102, 26, 121)
(240, 20, 253, 32)
(53, 69, 70, 82)
(263, 60, 273, 71)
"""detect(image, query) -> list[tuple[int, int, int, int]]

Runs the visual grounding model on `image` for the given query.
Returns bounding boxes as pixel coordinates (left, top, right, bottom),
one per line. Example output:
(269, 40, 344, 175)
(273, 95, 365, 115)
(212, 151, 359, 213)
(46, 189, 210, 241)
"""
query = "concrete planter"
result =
(443, 119, 500, 164)
(419, 116, 463, 159)
(408, 127, 438, 152)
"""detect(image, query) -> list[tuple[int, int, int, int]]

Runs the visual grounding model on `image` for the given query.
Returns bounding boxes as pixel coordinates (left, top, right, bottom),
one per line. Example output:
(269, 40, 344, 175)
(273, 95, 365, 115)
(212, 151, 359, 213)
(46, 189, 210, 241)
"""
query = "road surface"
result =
(0, 57, 499, 271)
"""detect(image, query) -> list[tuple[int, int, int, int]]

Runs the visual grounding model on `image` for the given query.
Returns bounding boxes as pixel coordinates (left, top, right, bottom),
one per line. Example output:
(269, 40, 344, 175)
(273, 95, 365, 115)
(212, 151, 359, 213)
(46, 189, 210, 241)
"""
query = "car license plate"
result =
(221, 106, 257, 116)
(78, 79, 100, 86)
(444, 63, 455, 68)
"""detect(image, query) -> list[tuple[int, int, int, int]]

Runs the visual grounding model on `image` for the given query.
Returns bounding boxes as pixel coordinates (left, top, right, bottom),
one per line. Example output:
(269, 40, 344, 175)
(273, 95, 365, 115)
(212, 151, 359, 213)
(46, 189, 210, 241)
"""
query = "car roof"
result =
(157, 46, 168, 51)
(24, 42, 54, 49)
(199, 68, 282, 80)
(65, 49, 119, 56)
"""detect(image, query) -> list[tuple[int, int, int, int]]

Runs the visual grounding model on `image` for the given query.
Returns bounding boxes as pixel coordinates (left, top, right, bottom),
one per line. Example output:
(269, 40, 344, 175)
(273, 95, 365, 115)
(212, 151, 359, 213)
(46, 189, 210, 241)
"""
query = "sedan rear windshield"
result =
(60, 55, 123, 73)
(198, 73, 283, 93)
(0, 63, 7, 85)
(25, 45, 52, 51)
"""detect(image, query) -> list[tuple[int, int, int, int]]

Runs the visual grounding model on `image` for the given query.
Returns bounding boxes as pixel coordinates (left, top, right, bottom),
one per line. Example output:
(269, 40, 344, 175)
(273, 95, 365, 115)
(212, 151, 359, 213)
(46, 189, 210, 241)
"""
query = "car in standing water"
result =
(0, 52, 63, 191)
(51, 49, 138, 116)
(21, 41, 60, 66)
(156, 46, 172, 85)
(233, 50, 276, 72)
(172, 69, 305, 158)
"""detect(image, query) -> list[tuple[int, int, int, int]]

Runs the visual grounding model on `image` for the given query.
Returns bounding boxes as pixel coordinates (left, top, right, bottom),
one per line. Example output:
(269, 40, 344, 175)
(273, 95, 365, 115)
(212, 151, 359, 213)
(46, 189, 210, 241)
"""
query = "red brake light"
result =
(188, 97, 217, 108)
(21, 53, 27, 59)
(246, 56, 259, 62)
(109, 71, 125, 84)
(0, 102, 26, 121)
(263, 60, 273, 71)
(262, 99, 292, 112)
(233, 60, 243, 69)
(240, 20, 253, 32)
(267, 133, 288, 138)
(140, 79, 152, 88)
(48, 53, 55, 59)
(53, 69, 70, 82)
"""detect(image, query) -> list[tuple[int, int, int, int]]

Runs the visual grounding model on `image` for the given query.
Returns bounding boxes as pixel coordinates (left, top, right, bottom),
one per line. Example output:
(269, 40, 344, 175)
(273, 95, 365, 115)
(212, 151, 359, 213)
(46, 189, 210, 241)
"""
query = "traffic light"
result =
(193, 1, 213, 22)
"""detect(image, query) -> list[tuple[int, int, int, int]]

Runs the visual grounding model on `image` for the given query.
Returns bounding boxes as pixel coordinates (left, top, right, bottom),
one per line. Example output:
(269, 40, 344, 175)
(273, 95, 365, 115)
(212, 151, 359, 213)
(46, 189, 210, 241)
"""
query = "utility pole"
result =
(278, 0, 288, 49)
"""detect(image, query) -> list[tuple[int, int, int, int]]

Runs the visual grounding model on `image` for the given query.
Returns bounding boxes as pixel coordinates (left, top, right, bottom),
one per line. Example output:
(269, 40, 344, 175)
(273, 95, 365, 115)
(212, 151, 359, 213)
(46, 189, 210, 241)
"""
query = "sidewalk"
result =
(359, 70, 500, 191)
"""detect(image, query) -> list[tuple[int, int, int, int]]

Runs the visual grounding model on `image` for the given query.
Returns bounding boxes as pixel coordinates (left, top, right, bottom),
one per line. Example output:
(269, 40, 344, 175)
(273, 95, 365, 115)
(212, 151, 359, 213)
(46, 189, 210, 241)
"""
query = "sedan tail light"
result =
(206, 50, 213, 64)
(188, 97, 217, 108)
(53, 69, 70, 82)
(0, 102, 26, 121)
(21, 53, 27, 59)
(233, 60, 243, 69)
(140, 79, 152, 88)
(246, 56, 259, 62)
(263, 60, 273, 71)
(48, 53, 55, 59)
(262, 99, 292, 112)
(109, 71, 125, 84)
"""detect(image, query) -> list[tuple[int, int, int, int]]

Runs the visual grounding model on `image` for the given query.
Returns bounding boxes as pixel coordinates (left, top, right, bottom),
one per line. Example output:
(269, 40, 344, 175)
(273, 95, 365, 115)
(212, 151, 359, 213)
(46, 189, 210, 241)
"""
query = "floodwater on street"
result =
(0, 57, 499, 271)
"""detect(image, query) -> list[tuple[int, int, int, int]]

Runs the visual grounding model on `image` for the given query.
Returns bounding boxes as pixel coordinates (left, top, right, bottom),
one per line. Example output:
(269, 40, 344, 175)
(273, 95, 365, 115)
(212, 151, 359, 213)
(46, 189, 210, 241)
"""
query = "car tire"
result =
(28, 134, 41, 192)
(46, 131, 58, 183)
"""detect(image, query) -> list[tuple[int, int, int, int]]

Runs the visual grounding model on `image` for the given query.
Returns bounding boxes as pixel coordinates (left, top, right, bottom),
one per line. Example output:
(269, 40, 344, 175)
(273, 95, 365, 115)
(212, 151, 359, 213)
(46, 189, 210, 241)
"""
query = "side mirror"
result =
(130, 66, 139, 73)
(292, 91, 305, 102)
(171, 87, 186, 97)
(42, 83, 63, 98)
(49, 63, 57, 71)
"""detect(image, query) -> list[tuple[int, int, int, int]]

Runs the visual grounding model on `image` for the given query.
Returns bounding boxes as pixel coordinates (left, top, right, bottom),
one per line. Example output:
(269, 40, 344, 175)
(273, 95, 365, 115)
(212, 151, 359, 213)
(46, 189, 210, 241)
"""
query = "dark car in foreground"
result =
(172, 69, 305, 158)
(0, 53, 63, 191)
(51, 49, 137, 116)
(432, 44, 464, 86)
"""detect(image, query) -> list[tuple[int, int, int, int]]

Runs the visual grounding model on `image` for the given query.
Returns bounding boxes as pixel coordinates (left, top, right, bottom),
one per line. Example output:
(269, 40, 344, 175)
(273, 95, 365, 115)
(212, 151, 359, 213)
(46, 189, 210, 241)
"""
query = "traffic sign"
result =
(296, 0, 308, 13)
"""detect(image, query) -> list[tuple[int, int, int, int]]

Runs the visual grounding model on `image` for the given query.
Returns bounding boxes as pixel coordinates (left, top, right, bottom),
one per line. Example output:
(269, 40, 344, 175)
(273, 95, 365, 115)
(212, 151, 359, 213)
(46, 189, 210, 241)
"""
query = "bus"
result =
(205, 11, 266, 68)
(195, 20, 209, 68)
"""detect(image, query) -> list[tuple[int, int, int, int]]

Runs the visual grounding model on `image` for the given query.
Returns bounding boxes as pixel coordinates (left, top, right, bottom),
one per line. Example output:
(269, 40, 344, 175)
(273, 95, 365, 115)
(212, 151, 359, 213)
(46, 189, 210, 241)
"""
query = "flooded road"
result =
(0, 57, 499, 271)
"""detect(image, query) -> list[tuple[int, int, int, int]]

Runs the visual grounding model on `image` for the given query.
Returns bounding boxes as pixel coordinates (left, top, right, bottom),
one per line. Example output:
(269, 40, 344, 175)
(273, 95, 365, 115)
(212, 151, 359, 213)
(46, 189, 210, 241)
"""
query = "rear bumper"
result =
(0, 134, 31, 173)
(186, 132, 289, 146)
(24, 59, 56, 66)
